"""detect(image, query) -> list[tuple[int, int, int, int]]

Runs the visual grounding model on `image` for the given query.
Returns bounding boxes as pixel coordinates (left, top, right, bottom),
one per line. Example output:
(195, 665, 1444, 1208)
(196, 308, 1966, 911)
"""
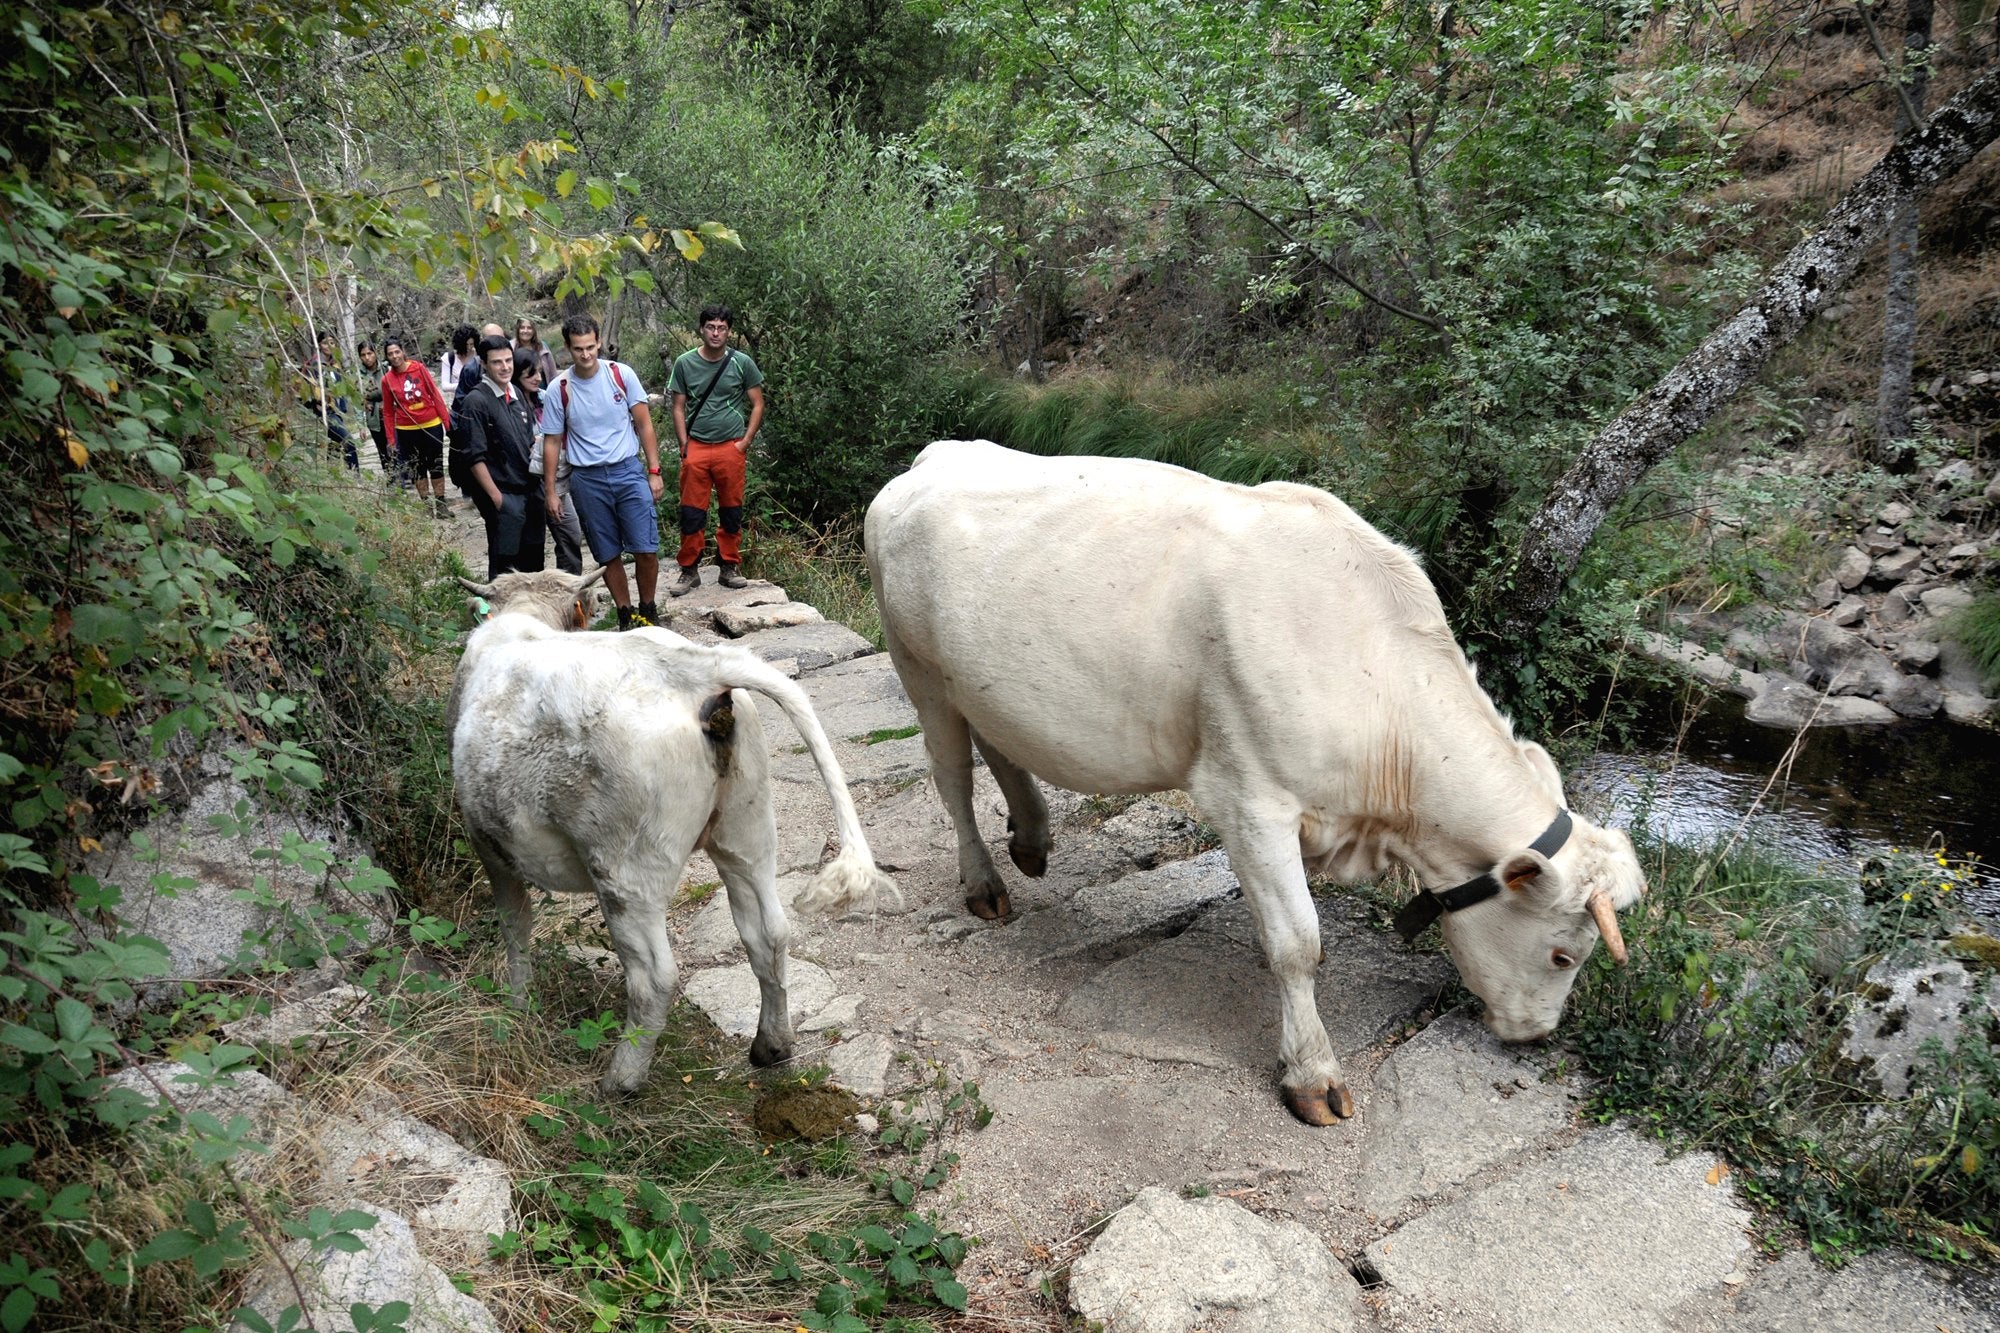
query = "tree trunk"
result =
(1873, 0, 1936, 466)
(1492, 64, 2000, 644)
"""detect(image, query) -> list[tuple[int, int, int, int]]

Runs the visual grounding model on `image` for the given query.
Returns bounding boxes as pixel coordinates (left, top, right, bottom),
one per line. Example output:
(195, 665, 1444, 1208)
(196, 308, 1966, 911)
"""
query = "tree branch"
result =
(1491, 63, 2000, 644)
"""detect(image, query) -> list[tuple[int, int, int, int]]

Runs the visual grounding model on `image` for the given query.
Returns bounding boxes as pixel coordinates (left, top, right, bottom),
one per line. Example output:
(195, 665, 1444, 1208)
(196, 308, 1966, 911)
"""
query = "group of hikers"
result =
(300, 306, 766, 631)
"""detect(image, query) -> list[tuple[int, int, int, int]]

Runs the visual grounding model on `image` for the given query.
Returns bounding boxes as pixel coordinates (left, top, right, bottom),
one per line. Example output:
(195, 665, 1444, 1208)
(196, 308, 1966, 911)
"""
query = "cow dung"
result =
(751, 1084, 861, 1143)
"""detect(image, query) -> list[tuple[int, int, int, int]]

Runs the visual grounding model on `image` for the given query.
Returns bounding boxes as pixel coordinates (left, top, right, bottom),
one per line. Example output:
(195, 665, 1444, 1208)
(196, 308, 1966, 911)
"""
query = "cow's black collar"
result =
(1393, 809, 1574, 944)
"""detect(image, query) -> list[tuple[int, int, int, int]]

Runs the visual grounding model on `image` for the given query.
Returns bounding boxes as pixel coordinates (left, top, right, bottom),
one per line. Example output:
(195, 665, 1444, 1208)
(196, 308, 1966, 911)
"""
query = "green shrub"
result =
(1947, 584, 2000, 693)
(1565, 830, 1997, 1261)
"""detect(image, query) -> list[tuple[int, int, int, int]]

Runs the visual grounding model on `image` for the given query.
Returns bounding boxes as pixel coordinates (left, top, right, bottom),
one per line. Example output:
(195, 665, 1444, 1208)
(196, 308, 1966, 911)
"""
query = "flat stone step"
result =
(962, 849, 1241, 967)
(1366, 1128, 1752, 1333)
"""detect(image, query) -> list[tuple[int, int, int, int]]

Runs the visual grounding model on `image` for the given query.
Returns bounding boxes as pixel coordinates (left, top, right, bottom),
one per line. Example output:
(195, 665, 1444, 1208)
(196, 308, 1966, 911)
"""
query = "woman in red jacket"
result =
(381, 337, 453, 519)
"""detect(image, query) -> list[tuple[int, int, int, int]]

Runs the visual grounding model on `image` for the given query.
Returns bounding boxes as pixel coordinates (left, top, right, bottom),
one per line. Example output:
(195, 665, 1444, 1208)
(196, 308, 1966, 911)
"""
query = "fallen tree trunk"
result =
(1493, 63, 2000, 645)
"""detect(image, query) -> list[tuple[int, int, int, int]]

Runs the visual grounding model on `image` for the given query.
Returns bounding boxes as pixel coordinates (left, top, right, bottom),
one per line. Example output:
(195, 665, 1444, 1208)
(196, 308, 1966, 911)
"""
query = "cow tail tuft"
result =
(796, 849, 904, 919)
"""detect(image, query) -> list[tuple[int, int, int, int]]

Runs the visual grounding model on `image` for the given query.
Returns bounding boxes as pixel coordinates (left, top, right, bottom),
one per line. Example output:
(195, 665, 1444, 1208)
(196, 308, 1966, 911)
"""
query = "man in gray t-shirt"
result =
(667, 303, 765, 595)
(539, 315, 668, 630)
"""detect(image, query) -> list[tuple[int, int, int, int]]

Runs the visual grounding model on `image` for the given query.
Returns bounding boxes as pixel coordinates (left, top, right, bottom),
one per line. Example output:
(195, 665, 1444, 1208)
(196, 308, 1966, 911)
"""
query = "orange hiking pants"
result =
(677, 438, 746, 567)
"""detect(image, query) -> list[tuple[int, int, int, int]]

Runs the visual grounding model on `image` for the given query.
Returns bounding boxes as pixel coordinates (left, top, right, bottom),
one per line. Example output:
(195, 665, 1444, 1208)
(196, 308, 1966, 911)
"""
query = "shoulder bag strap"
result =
(683, 350, 735, 445)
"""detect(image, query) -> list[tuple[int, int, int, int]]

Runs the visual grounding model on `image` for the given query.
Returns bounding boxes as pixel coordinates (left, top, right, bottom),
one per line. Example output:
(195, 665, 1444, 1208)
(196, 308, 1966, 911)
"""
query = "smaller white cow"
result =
(449, 569, 899, 1094)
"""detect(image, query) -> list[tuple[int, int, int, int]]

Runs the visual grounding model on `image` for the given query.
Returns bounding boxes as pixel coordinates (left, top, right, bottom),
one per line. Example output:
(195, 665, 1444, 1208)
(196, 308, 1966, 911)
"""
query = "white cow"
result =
(449, 568, 899, 1094)
(865, 441, 1643, 1125)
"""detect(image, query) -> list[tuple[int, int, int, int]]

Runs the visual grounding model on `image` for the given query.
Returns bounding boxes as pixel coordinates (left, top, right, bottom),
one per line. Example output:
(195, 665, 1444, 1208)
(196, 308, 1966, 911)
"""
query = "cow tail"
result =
(718, 657, 904, 919)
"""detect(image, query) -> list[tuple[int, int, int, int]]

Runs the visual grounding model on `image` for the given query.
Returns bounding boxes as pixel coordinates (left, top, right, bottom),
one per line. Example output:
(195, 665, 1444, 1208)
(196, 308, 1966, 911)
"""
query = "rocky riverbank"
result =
(1635, 454, 1997, 729)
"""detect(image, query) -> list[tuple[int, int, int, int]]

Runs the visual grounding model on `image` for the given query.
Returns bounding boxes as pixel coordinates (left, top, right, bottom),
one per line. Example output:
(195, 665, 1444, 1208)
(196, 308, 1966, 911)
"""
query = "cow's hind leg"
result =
(1201, 793, 1352, 1125)
(973, 730, 1052, 878)
(901, 667, 1011, 919)
(702, 695, 795, 1068)
(471, 831, 534, 1004)
(592, 813, 701, 1095)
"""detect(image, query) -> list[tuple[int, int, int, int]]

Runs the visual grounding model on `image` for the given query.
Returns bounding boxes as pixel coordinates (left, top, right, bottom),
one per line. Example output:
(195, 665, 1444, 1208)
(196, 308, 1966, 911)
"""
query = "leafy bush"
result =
(1565, 831, 1997, 1261)
(1947, 584, 2000, 692)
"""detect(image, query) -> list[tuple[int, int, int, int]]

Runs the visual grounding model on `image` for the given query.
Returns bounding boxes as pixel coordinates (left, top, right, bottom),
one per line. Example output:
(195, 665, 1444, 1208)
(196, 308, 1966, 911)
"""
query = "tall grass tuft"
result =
(1947, 583, 2000, 692)
(744, 511, 882, 646)
(951, 370, 1328, 486)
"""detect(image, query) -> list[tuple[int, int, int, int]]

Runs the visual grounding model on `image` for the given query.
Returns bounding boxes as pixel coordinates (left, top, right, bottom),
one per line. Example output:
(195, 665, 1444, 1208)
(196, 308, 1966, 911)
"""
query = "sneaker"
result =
(636, 602, 659, 627)
(668, 564, 702, 598)
(717, 562, 748, 589)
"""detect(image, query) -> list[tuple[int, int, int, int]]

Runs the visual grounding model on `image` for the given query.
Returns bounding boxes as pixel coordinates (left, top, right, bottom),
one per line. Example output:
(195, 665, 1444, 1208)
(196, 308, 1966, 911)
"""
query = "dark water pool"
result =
(1566, 696, 2000, 920)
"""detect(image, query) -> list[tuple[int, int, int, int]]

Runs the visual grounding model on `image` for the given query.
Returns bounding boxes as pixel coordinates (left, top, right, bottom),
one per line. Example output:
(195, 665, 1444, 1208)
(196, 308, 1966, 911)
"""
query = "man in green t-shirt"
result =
(667, 304, 765, 594)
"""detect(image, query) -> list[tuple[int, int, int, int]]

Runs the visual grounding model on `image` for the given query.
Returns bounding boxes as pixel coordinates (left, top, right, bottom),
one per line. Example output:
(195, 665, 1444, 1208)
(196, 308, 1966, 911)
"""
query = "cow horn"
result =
(575, 566, 608, 592)
(1588, 889, 1628, 965)
(457, 576, 495, 597)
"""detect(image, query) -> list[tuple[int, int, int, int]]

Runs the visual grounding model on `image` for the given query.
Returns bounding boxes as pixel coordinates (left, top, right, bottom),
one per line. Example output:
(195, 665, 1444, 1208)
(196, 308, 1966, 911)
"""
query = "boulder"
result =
(1889, 638, 1942, 674)
(712, 601, 824, 637)
(1877, 587, 1918, 625)
(1879, 673, 1943, 719)
(231, 1201, 500, 1333)
(222, 984, 371, 1050)
(1945, 542, 1987, 561)
(90, 777, 388, 986)
(1744, 677, 1896, 729)
(1798, 620, 1899, 699)
(1834, 547, 1870, 590)
(1943, 691, 1996, 724)
(1869, 547, 1924, 584)
(682, 959, 838, 1039)
(1845, 958, 2000, 1099)
(1811, 578, 1841, 608)
(966, 849, 1240, 967)
(822, 1033, 897, 1099)
(1933, 459, 1979, 490)
(1986, 475, 2000, 506)
(104, 1061, 297, 1141)
(733, 620, 874, 673)
(1632, 632, 1762, 699)
(1827, 596, 1865, 627)
(318, 1097, 515, 1268)
(1862, 530, 1903, 558)
(1921, 586, 1976, 618)
(1069, 1186, 1365, 1333)
(1875, 500, 1914, 528)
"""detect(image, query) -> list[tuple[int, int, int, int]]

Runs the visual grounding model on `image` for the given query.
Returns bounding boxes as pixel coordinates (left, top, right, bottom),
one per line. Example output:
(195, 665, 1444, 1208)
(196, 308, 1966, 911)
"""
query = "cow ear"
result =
(1500, 849, 1555, 896)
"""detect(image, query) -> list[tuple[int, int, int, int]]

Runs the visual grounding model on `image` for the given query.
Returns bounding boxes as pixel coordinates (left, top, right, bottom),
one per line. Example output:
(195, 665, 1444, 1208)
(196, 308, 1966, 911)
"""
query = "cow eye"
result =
(1550, 948, 1577, 969)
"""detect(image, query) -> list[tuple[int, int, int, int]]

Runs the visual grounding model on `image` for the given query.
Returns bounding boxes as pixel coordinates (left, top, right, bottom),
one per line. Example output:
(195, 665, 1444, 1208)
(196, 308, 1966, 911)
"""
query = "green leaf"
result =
(554, 169, 577, 199)
(18, 369, 59, 403)
(585, 179, 613, 210)
(930, 1276, 969, 1311)
(53, 998, 93, 1044)
(133, 1229, 200, 1265)
(69, 605, 145, 648)
(0, 1024, 56, 1056)
(0, 1286, 36, 1333)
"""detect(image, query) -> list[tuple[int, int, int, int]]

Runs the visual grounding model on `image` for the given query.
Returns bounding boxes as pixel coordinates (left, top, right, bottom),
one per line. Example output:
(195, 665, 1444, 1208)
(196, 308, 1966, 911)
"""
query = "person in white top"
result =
(539, 314, 668, 629)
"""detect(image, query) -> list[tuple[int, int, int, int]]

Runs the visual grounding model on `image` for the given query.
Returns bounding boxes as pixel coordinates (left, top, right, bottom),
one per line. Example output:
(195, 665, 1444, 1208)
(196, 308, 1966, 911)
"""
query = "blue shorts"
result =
(567, 454, 661, 562)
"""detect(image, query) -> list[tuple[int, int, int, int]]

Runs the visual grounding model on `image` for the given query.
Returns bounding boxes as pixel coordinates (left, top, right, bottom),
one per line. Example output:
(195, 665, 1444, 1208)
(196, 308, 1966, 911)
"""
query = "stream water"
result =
(1568, 696, 2000, 921)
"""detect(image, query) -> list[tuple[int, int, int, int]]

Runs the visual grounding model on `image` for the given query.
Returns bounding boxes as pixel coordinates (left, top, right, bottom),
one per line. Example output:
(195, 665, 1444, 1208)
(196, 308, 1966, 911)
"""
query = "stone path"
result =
(534, 576, 1998, 1331)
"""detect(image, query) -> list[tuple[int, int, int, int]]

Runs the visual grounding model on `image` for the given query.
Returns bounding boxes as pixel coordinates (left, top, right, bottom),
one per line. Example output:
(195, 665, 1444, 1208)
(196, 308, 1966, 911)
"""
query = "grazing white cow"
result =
(865, 441, 1643, 1125)
(449, 568, 899, 1094)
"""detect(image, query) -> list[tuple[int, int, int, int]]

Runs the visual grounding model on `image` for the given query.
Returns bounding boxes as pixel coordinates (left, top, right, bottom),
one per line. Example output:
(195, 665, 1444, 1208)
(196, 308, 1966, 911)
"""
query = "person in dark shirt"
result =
(452, 335, 547, 577)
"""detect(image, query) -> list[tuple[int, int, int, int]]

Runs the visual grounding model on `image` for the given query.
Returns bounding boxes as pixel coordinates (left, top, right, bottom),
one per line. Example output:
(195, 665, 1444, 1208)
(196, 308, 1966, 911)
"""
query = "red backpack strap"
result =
(611, 363, 627, 395)
(558, 375, 569, 440)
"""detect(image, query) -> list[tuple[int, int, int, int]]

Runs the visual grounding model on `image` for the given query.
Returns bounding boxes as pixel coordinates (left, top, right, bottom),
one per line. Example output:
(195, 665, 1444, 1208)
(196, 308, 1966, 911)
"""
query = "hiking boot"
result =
(668, 564, 702, 597)
(717, 562, 748, 589)
(616, 605, 634, 631)
(432, 495, 452, 520)
(636, 602, 660, 628)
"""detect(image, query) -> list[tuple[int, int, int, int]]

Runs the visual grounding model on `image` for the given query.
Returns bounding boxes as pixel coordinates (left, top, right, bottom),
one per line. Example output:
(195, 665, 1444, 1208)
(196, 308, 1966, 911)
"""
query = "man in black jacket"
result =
(452, 334, 547, 578)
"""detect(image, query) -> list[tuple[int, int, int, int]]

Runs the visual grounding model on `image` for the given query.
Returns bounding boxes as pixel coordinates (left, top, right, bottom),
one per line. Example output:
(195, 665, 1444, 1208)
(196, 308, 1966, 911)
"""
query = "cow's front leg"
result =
(973, 731, 1052, 878)
(1204, 796, 1351, 1125)
(595, 877, 681, 1095)
(470, 832, 534, 1004)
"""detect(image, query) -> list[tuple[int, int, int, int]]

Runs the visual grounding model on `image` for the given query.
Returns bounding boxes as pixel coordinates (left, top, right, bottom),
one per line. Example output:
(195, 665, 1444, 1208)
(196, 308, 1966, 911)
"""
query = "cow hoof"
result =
(597, 1074, 641, 1100)
(1282, 1083, 1355, 1126)
(965, 887, 1012, 920)
(1008, 840, 1048, 878)
(748, 1033, 794, 1068)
